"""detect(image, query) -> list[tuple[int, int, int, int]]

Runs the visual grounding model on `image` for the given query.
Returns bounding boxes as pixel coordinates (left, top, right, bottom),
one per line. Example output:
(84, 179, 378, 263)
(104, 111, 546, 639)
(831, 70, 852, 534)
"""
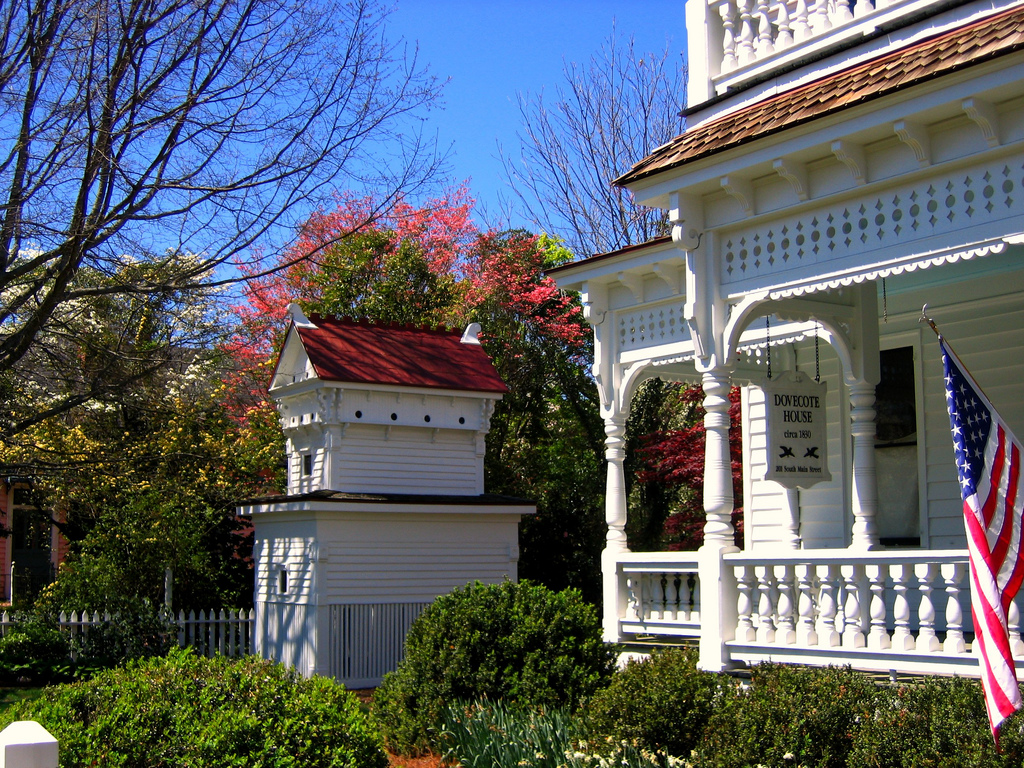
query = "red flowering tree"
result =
(637, 385, 744, 550)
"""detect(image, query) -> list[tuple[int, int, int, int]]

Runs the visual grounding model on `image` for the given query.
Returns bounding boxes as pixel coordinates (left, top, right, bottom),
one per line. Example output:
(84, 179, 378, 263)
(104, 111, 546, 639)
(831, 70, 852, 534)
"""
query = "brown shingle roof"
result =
(615, 3, 1024, 186)
(292, 316, 508, 394)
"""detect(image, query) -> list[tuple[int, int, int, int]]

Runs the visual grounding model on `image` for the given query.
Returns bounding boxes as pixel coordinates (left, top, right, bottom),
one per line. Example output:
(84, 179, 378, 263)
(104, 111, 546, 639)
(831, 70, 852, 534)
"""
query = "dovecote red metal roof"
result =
(291, 315, 508, 394)
(615, 3, 1024, 186)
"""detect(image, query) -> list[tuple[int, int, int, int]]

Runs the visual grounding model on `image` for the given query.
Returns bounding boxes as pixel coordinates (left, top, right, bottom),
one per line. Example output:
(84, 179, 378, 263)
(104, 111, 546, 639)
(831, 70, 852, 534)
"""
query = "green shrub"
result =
(4, 647, 387, 768)
(585, 647, 722, 758)
(0, 617, 72, 684)
(692, 664, 879, 768)
(373, 580, 615, 754)
(68, 599, 176, 667)
(847, 676, 1024, 767)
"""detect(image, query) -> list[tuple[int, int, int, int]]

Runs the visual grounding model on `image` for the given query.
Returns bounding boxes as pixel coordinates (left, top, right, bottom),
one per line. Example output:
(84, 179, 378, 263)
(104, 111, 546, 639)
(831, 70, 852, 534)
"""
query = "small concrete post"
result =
(0, 721, 58, 768)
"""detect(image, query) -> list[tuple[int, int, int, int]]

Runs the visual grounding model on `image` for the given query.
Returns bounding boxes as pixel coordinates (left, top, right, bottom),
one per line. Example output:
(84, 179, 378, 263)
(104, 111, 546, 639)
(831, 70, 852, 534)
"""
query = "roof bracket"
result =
(617, 271, 644, 302)
(831, 140, 867, 186)
(962, 98, 1001, 147)
(720, 175, 754, 216)
(894, 120, 931, 168)
(652, 263, 682, 295)
(773, 158, 809, 201)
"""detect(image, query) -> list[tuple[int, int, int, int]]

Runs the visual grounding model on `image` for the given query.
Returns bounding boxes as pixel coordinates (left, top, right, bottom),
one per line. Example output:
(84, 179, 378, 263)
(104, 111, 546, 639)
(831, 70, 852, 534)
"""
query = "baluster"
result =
(663, 574, 679, 622)
(891, 564, 915, 651)
(815, 564, 841, 647)
(754, 0, 775, 57)
(649, 574, 665, 621)
(792, 0, 812, 40)
(810, 0, 831, 33)
(942, 562, 967, 654)
(1010, 600, 1024, 657)
(916, 563, 940, 653)
(832, 0, 854, 25)
(775, 0, 794, 50)
(841, 564, 865, 648)
(736, 565, 757, 642)
(795, 564, 818, 646)
(755, 565, 778, 644)
(690, 573, 701, 623)
(775, 564, 796, 644)
(737, 0, 756, 65)
(854, 0, 874, 18)
(720, 1, 739, 73)
(865, 564, 891, 650)
(625, 574, 641, 622)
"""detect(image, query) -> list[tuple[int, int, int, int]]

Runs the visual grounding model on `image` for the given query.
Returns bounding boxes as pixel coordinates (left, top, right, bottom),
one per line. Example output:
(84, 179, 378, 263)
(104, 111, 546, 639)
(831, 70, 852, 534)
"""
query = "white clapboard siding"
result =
(254, 537, 316, 602)
(255, 602, 316, 676)
(919, 290, 1024, 548)
(333, 430, 480, 494)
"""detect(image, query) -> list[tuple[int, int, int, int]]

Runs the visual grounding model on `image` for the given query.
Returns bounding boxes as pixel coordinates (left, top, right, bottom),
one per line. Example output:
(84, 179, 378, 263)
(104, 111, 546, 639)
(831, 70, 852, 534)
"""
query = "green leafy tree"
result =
(4, 264, 283, 611)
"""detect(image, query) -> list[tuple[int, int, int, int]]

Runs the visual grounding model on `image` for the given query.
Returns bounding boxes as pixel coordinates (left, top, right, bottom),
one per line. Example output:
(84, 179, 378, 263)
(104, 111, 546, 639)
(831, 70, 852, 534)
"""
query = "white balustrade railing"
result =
(614, 548, 1024, 677)
(619, 553, 701, 637)
(696, 0, 950, 100)
(723, 550, 987, 674)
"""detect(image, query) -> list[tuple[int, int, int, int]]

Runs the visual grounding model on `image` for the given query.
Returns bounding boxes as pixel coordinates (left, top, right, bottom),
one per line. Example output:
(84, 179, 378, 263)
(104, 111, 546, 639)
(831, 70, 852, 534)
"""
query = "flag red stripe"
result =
(969, 552, 1020, 720)
(982, 429, 1006, 528)
(990, 435, 1018, 568)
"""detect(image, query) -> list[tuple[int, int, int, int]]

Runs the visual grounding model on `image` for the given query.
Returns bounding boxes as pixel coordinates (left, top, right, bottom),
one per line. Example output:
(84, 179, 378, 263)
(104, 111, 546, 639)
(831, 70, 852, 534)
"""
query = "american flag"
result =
(942, 338, 1024, 740)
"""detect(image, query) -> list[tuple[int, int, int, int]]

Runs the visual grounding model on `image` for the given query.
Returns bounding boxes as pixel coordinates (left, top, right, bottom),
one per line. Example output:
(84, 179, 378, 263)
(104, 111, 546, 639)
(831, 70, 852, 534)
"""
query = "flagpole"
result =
(921, 304, 1000, 408)
(919, 303, 942, 340)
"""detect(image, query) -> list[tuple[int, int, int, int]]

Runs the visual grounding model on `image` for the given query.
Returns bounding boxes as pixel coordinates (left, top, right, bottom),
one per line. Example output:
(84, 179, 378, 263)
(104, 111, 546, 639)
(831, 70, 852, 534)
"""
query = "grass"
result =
(0, 686, 45, 720)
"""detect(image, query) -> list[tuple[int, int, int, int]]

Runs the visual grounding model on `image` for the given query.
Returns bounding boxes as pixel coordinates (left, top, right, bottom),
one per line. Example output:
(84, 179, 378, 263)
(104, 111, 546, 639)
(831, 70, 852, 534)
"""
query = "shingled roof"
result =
(615, 2, 1024, 186)
(287, 315, 508, 394)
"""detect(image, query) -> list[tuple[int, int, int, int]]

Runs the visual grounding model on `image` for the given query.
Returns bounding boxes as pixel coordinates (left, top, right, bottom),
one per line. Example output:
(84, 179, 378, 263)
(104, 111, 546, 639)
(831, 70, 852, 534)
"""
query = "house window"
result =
(278, 568, 288, 595)
(302, 453, 312, 477)
(875, 346, 920, 546)
(10, 487, 54, 588)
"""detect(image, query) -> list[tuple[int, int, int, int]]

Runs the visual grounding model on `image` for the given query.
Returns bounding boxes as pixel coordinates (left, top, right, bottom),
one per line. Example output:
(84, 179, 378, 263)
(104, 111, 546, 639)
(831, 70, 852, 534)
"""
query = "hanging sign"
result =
(764, 370, 831, 489)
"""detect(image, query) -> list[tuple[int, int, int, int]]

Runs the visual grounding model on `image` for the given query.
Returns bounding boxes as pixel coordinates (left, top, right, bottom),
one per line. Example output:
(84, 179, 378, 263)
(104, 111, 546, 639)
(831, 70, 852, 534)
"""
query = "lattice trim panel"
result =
(618, 302, 688, 354)
(719, 158, 1024, 292)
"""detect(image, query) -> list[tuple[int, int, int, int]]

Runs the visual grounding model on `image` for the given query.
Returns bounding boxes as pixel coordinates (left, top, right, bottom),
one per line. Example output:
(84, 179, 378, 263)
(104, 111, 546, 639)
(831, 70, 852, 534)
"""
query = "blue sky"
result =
(386, 1, 687, 228)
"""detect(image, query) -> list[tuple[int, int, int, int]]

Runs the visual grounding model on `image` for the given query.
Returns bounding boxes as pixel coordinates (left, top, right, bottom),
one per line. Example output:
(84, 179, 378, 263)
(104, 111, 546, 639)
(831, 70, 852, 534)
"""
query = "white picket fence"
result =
(0, 608, 255, 658)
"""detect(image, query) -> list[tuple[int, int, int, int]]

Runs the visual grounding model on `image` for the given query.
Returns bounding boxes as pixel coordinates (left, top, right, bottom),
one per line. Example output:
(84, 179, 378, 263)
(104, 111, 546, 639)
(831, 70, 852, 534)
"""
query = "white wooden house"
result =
(549, 0, 1024, 676)
(239, 306, 533, 687)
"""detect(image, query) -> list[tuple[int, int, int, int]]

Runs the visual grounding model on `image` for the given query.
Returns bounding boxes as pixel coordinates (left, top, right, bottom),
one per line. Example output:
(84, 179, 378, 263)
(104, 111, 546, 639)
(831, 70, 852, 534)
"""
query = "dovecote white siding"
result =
(276, 382, 493, 496)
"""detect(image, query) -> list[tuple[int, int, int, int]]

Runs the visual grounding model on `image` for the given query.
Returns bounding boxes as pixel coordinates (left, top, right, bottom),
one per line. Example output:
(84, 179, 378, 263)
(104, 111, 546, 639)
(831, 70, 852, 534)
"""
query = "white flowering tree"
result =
(0, 0, 443, 445)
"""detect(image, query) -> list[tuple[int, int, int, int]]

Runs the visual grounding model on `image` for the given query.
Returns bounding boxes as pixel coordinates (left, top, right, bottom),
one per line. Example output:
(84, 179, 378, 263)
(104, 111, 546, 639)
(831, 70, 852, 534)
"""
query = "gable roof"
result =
(615, 2, 1024, 186)
(285, 315, 508, 394)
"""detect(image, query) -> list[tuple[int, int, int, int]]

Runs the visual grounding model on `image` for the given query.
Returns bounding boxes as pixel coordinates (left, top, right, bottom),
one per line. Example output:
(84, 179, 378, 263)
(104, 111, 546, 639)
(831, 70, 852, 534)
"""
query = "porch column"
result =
(847, 283, 881, 550)
(698, 367, 740, 672)
(601, 414, 629, 642)
(849, 382, 880, 549)
(702, 369, 736, 548)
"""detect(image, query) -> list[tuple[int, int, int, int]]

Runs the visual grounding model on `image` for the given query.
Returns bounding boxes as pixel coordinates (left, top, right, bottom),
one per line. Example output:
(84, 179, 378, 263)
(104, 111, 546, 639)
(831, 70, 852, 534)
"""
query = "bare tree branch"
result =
(501, 29, 685, 259)
(0, 0, 444, 380)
